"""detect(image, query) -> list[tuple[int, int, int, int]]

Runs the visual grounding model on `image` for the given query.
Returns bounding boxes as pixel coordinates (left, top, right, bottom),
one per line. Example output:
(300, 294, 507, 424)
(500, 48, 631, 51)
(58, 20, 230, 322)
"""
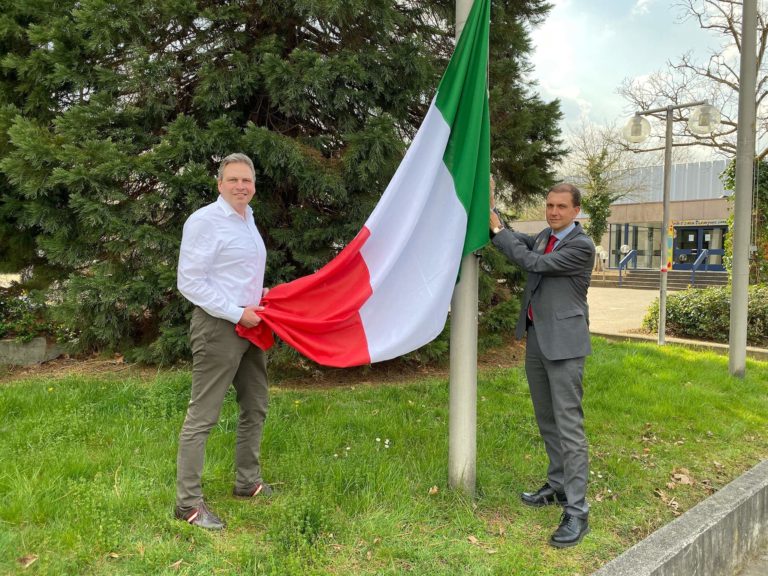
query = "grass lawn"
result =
(1, 337, 767, 575)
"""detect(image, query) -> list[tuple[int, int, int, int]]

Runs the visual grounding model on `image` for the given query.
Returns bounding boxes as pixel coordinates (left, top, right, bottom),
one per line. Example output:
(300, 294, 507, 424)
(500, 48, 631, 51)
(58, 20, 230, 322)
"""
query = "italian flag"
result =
(237, 0, 490, 367)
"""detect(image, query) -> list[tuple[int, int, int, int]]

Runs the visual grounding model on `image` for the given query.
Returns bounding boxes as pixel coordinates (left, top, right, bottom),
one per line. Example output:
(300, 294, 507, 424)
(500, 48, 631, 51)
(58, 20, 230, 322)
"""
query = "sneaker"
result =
(174, 500, 225, 530)
(233, 481, 273, 498)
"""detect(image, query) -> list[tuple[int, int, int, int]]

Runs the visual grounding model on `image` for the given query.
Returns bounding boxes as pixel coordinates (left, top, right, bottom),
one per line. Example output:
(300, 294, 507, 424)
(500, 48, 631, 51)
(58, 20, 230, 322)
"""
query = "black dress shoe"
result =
(175, 499, 225, 530)
(520, 483, 566, 507)
(549, 512, 589, 548)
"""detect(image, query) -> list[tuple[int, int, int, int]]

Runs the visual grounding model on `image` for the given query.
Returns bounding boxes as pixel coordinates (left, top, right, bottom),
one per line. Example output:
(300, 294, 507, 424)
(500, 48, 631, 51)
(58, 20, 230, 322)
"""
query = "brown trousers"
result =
(175, 307, 269, 509)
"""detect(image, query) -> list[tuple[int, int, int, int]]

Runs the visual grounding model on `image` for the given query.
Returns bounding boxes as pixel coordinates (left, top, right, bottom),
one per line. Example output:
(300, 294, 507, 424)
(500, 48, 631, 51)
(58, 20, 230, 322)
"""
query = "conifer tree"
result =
(0, 0, 564, 362)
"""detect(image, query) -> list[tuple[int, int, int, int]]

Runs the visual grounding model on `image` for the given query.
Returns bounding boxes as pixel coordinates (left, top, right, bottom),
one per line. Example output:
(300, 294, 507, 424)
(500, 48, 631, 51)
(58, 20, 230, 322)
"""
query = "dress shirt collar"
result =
(551, 222, 576, 242)
(216, 194, 252, 219)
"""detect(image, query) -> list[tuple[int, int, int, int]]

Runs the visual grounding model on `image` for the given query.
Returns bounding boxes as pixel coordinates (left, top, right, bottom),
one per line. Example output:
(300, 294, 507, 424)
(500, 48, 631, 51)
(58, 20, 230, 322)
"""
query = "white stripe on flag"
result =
(360, 103, 467, 362)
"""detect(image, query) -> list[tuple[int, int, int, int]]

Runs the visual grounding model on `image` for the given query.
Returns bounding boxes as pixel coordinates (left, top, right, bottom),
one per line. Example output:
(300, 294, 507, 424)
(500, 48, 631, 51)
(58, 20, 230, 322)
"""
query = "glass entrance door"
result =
(673, 226, 727, 271)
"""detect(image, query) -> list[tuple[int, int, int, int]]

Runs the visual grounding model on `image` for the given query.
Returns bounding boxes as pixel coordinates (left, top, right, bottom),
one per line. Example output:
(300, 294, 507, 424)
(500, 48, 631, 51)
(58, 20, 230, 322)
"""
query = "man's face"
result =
(218, 162, 255, 215)
(546, 190, 580, 233)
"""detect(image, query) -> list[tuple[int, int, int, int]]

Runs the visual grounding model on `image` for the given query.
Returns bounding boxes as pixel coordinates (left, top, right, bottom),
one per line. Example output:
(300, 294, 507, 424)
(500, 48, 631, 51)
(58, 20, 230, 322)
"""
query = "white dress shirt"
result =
(177, 195, 267, 324)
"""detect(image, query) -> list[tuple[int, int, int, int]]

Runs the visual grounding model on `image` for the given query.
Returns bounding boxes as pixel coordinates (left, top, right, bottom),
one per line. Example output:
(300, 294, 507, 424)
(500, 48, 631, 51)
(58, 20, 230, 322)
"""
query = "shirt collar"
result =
(216, 194, 252, 219)
(551, 222, 576, 241)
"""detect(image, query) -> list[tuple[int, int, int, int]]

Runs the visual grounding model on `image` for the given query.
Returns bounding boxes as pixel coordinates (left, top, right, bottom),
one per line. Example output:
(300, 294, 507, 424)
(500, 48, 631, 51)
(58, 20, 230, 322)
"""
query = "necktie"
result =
(527, 235, 558, 322)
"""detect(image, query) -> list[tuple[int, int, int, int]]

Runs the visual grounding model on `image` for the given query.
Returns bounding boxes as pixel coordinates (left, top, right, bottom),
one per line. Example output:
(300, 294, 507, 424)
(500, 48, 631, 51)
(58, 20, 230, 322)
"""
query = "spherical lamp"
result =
(622, 114, 651, 143)
(688, 103, 721, 135)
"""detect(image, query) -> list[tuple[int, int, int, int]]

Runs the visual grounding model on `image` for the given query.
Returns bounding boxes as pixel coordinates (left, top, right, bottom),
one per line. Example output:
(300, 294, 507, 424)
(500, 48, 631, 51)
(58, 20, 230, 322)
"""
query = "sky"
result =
(528, 0, 724, 132)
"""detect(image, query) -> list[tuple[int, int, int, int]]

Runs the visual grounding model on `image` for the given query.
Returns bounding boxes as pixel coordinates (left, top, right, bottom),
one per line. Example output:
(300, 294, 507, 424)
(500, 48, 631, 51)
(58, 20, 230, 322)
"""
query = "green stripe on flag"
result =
(435, 0, 491, 257)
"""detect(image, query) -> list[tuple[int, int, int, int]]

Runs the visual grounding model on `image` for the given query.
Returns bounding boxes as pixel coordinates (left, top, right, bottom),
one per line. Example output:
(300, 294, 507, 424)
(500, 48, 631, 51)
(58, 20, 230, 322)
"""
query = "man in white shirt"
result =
(174, 153, 271, 530)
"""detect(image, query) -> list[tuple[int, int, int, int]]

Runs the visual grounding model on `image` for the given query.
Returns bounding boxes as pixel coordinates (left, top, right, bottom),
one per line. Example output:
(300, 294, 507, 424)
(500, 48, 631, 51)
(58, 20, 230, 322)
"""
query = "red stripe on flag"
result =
(236, 228, 373, 367)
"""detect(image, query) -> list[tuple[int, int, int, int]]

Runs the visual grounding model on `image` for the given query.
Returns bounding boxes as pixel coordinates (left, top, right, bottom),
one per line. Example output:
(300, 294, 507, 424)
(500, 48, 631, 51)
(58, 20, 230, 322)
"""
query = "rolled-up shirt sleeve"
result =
(177, 216, 244, 324)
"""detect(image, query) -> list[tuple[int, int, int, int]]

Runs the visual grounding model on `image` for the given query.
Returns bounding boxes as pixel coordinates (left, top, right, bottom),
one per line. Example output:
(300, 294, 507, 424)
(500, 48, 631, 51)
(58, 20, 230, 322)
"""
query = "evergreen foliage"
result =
(722, 160, 768, 284)
(0, 0, 564, 363)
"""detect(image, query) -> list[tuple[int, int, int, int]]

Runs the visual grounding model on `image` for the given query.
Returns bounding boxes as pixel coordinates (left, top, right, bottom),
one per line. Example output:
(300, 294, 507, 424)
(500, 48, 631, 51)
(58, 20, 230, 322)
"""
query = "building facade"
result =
(512, 160, 731, 271)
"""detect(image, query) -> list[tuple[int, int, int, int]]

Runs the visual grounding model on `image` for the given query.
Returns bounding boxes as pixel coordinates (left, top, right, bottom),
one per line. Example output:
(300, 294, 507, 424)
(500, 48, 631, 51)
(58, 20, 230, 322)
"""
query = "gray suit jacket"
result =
(492, 222, 595, 361)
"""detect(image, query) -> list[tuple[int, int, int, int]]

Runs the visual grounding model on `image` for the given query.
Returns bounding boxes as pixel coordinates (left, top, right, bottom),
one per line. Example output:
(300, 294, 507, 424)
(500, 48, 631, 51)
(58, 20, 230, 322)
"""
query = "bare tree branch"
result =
(623, 0, 767, 158)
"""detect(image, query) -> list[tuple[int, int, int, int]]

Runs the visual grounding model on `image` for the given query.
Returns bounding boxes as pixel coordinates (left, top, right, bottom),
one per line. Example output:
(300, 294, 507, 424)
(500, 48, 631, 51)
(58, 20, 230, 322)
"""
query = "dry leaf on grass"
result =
(428, 485, 439, 495)
(17, 555, 38, 569)
(467, 535, 498, 554)
(671, 467, 694, 485)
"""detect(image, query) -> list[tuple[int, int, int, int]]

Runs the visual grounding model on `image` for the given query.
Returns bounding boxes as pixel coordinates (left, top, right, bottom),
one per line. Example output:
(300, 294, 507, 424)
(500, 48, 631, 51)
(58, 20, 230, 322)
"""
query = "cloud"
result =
(529, 0, 726, 133)
(632, 0, 654, 16)
(539, 79, 581, 102)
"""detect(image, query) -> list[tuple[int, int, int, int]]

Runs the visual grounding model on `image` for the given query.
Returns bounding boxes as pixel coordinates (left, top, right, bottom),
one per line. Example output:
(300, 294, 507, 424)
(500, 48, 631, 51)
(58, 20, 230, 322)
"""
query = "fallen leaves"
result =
(641, 423, 658, 444)
(700, 478, 716, 495)
(656, 466, 704, 515)
(428, 485, 439, 496)
(631, 447, 657, 469)
(654, 488, 681, 516)
(594, 488, 617, 502)
(713, 460, 727, 478)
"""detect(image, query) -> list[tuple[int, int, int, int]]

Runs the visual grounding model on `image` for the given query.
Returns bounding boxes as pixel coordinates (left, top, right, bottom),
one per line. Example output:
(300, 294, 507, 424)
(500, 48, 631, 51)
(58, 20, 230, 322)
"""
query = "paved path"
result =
(587, 286, 659, 334)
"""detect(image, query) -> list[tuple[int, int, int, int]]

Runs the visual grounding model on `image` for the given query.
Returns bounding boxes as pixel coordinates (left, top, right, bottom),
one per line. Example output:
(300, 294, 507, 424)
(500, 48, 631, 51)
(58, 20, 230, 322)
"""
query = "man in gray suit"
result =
(490, 182, 595, 548)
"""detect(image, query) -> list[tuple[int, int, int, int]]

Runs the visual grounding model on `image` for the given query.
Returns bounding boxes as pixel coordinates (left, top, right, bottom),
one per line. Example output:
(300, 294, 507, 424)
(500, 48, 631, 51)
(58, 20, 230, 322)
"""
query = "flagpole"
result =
(448, 0, 478, 496)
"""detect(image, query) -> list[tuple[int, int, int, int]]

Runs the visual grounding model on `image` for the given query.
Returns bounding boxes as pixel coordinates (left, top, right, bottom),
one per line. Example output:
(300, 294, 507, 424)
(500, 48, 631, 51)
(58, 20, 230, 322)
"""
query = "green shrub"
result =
(643, 284, 768, 346)
(0, 289, 59, 343)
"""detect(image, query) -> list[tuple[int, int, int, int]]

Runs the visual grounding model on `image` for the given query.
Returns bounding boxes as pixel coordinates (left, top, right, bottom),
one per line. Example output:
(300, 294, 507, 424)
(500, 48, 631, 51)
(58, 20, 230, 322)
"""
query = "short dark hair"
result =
(548, 183, 582, 207)
(217, 153, 255, 181)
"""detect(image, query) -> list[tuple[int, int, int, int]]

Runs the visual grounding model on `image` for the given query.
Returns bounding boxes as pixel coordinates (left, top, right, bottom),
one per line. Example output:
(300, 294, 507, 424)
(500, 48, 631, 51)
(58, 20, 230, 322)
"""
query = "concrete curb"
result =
(593, 459, 768, 576)
(590, 331, 768, 362)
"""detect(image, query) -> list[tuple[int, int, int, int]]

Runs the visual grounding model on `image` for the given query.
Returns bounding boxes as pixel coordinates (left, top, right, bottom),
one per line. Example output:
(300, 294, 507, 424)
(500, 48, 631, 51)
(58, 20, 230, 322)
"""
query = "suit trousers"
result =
(176, 307, 269, 509)
(525, 324, 589, 518)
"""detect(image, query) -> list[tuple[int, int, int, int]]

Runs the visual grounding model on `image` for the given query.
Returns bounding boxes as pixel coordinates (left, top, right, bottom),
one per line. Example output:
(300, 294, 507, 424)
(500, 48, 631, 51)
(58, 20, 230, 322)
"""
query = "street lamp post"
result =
(622, 102, 720, 345)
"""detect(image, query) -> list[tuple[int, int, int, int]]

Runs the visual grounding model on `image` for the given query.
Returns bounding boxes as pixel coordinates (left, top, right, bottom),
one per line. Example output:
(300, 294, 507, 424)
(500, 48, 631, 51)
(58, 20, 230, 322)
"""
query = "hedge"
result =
(643, 284, 768, 346)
